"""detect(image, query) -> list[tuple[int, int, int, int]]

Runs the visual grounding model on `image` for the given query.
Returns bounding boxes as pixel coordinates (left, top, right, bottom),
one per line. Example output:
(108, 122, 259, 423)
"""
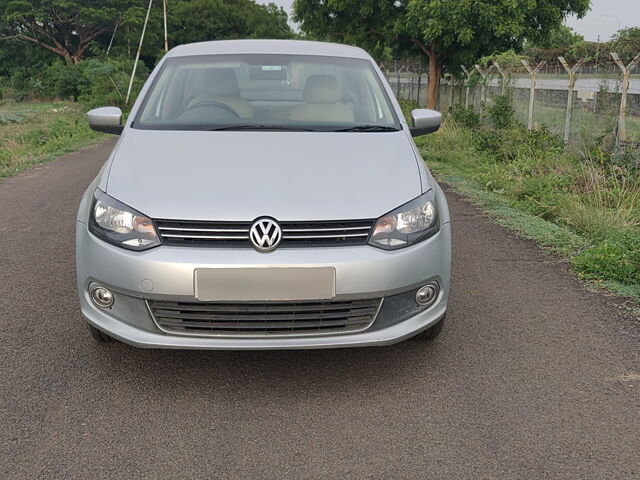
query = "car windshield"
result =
(133, 54, 400, 132)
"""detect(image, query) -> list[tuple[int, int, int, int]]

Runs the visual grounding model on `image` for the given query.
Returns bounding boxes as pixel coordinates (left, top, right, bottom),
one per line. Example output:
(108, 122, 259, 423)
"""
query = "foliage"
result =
(0, 102, 105, 177)
(572, 233, 640, 284)
(293, 0, 590, 108)
(447, 105, 480, 129)
(608, 27, 640, 64)
(2, 56, 149, 108)
(485, 94, 515, 130)
(479, 50, 527, 71)
(170, 0, 292, 46)
(416, 117, 640, 295)
(0, 0, 152, 63)
(525, 25, 584, 50)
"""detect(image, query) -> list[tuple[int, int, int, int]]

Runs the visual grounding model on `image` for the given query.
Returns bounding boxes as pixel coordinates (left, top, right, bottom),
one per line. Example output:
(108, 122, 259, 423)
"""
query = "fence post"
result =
(474, 65, 488, 105)
(449, 76, 454, 109)
(409, 73, 415, 102)
(559, 56, 583, 144)
(521, 59, 546, 131)
(474, 65, 488, 120)
(611, 52, 640, 145)
(461, 65, 472, 109)
(416, 73, 422, 107)
(492, 62, 508, 95)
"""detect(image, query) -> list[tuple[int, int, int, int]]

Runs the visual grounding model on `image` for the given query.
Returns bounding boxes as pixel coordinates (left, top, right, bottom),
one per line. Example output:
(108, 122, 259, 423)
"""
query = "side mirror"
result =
(410, 109, 442, 137)
(87, 107, 123, 135)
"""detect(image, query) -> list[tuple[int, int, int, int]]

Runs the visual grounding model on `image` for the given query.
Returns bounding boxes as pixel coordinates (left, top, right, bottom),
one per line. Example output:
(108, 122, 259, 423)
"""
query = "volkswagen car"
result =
(76, 40, 451, 349)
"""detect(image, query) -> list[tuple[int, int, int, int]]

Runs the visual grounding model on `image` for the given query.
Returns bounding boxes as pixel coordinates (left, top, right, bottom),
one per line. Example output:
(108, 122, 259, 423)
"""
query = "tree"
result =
(293, 0, 590, 109)
(527, 25, 584, 50)
(0, 0, 151, 64)
(0, 0, 294, 66)
(169, 0, 293, 46)
(608, 27, 640, 63)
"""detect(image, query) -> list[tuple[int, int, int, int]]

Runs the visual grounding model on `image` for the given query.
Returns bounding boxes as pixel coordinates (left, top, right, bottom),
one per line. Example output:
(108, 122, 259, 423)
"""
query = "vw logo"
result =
(249, 218, 282, 252)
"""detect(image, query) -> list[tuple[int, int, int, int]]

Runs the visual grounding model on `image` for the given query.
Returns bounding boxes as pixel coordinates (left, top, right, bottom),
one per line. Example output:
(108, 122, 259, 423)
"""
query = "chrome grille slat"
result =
(148, 298, 382, 337)
(160, 234, 249, 240)
(158, 227, 247, 233)
(155, 219, 374, 248)
(282, 226, 371, 232)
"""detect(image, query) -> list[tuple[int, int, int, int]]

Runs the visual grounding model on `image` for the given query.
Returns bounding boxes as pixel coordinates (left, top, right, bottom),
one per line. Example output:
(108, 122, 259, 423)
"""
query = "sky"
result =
(261, 0, 640, 42)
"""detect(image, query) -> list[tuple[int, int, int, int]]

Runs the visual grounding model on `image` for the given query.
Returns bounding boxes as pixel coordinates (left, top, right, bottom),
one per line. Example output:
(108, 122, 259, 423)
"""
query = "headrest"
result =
(203, 68, 241, 96)
(303, 75, 341, 103)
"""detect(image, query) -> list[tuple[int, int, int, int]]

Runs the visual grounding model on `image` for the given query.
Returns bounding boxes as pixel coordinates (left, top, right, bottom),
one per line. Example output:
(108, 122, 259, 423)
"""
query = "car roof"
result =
(166, 39, 371, 60)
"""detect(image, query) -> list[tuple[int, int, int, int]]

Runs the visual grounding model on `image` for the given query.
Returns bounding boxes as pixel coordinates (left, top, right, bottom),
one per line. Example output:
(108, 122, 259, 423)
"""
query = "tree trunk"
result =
(426, 53, 441, 110)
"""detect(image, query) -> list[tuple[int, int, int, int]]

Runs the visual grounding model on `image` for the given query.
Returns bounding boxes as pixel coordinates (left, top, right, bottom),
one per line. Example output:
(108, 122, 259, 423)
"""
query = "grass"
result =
(410, 104, 640, 304)
(0, 100, 106, 178)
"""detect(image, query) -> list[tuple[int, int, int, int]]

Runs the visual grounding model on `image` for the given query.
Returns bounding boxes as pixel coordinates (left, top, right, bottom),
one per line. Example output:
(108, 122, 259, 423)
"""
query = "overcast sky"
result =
(262, 0, 639, 42)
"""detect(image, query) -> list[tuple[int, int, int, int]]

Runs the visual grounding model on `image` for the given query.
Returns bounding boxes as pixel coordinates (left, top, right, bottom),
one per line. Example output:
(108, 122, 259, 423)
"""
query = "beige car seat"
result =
(289, 75, 355, 123)
(187, 69, 254, 119)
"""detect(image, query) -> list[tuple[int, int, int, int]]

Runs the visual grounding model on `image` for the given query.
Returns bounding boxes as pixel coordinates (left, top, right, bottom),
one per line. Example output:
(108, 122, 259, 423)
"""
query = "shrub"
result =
(447, 104, 480, 129)
(572, 233, 640, 284)
(486, 94, 515, 130)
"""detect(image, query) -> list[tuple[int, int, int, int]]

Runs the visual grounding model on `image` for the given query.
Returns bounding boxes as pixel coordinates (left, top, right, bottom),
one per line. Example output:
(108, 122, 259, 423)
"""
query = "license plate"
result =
(195, 267, 336, 302)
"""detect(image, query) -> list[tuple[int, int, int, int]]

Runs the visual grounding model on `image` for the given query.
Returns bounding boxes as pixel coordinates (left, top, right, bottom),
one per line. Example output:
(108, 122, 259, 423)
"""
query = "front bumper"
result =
(76, 222, 451, 350)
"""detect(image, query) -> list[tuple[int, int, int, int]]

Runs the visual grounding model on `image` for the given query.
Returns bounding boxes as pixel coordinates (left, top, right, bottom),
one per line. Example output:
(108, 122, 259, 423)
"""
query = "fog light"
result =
(416, 283, 439, 307)
(90, 285, 114, 308)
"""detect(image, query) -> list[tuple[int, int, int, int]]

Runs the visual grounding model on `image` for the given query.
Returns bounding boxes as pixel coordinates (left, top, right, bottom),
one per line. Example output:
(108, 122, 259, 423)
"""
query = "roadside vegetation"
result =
(401, 99, 640, 302)
(0, 101, 105, 178)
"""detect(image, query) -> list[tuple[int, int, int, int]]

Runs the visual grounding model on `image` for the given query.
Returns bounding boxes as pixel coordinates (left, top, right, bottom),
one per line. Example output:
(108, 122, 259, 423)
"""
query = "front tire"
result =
(87, 324, 114, 343)
(411, 315, 446, 341)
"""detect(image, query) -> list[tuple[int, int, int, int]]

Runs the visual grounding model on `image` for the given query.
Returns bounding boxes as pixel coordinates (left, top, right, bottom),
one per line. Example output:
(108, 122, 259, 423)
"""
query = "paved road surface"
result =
(1, 141, 639, 479)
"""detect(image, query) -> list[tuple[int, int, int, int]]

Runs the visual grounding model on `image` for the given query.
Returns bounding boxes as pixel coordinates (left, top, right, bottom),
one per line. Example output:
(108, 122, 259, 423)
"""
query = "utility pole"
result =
(126, 0, 154, 104)
(163, 0, 169, 52)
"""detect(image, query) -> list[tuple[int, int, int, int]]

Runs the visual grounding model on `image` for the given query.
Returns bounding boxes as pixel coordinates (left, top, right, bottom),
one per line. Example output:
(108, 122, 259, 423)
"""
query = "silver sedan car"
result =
(77, 40, 451, 349)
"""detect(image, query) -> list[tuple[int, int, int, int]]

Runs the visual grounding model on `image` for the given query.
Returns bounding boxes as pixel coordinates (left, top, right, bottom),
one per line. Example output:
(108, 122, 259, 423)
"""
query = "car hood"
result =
(105, 129, 425, 221)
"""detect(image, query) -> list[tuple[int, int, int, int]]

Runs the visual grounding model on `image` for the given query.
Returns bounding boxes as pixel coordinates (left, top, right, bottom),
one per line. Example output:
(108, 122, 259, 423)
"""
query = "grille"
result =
(155, 219, 374, 248)
(148, 298, 382, 337)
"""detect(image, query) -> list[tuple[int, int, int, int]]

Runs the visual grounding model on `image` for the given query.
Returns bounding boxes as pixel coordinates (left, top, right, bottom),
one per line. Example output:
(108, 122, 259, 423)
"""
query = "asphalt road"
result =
(1, 140, 639, 479)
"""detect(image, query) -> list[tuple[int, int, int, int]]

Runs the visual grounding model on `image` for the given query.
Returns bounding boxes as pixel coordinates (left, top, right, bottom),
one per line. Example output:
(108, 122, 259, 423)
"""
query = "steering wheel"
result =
(186, 100, 240, 118)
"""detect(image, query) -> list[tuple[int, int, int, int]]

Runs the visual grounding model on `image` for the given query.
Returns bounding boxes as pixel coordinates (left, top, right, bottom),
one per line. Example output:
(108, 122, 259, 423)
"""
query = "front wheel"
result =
(87, 324, 114, 343)
(411, 315, 446, 341)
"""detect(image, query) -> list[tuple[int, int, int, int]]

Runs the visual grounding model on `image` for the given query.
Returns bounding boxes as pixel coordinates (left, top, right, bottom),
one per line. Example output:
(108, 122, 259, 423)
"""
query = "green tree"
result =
(608, 27, 640, 63)
(170, 0, 292, 46)
(293, 0, 590, 108)
(0, 0, 152, 64)
(527, 25, 584, 49)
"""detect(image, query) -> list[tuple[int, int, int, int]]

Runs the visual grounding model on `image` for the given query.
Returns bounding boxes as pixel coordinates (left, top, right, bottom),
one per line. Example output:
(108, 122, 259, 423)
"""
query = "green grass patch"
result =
(0, 100, 106, 178)
(414, 108, 640, 304)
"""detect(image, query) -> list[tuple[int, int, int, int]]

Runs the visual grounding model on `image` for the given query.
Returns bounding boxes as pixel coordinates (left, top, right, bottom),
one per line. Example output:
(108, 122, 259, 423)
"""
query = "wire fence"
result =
(384, 54, 640, 153)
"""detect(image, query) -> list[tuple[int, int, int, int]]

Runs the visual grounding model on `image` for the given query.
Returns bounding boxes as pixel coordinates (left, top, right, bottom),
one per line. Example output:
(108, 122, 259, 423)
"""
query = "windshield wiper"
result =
(207, 125, 317, 132)
(329, 125, 401, 132)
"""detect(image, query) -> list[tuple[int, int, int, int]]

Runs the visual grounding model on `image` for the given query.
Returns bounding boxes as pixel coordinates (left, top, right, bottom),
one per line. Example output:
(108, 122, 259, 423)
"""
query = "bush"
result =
(2, 55, 148, 109)
(572, 233, 640, 284)
(447, 104, 480, 129)
(486, 94, 515, 130)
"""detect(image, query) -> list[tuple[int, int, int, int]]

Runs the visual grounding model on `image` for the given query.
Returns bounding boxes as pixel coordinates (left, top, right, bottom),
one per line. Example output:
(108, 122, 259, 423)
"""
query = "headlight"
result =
(369, 190, 439, 250)
(89, 190, 160, 251)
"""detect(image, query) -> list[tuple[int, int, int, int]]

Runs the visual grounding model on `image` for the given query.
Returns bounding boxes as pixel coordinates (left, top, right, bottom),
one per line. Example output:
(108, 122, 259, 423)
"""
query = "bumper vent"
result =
(155, 219, 374, 248)
(148, 298, 382, 337)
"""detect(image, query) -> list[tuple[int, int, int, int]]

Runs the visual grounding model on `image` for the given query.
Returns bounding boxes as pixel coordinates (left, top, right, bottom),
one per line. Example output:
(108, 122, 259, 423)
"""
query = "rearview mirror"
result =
(87, 107, 123, 135)
(410, 109, 441, 137)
